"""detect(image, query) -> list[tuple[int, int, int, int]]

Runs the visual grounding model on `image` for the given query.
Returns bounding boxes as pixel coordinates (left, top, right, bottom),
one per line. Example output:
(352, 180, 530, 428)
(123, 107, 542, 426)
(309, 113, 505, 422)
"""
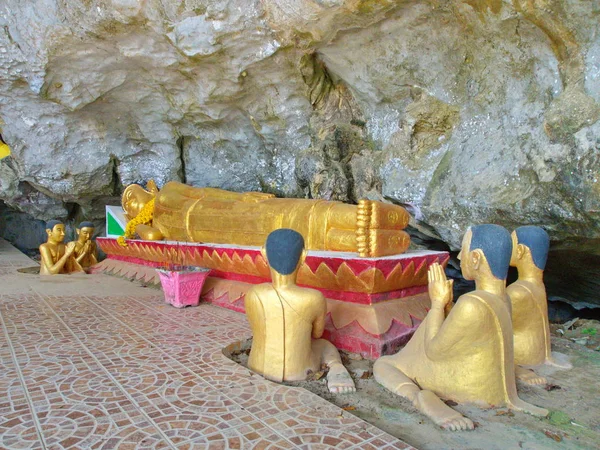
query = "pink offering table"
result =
(155, 267, 211, 308)
(93, 238, 448, 359)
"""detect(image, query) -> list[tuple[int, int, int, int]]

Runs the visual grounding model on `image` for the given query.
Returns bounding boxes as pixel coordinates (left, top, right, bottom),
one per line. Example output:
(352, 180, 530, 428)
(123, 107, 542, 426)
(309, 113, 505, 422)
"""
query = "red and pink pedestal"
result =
(93, 238, 448, 359)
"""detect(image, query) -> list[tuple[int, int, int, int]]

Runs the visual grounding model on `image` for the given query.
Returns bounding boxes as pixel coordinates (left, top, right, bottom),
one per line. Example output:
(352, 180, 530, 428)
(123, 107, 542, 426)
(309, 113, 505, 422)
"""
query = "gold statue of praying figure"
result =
(508, 226, 572, 383)
(245, 229, 356, 393)
(72, 221, 98, 271)
(39, 220, 83, 275)
(121, 181, 410, 257)
(374, 225, 548, 431)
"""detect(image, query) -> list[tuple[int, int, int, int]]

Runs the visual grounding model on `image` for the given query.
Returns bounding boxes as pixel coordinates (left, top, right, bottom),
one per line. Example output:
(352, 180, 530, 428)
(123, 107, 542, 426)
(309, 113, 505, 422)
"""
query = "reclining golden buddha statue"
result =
(119, 180, 411, 257)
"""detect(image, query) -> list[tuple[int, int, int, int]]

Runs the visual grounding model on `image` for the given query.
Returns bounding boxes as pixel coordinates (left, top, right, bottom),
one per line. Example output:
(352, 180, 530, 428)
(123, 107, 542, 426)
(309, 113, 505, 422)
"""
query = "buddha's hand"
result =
(83, 241, 92, 254)
(147, 179, 159, 194)
(65, 242, 77, 256)
(427, 262, 453, 309)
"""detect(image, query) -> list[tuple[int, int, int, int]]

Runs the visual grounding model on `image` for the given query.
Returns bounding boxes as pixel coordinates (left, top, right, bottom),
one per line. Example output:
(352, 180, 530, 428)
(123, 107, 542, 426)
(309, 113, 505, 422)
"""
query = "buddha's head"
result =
(77, 221, 95, 243)
(262, 228, 307, 276)
(510, 226, 549, 271)
(45, 220, 66, 244)
(122, 184, 155, 219)
(458, 224, 512, 281)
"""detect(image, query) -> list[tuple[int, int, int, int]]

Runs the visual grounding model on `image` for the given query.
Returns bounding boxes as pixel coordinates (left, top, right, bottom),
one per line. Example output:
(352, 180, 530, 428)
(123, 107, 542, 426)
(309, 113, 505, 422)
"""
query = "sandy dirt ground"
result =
(230, 320, 600, 450)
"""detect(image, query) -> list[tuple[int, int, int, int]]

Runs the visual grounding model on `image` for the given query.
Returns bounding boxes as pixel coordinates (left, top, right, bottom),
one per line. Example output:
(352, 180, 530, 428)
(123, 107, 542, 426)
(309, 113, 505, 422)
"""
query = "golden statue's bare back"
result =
(244, 229, 356, 394)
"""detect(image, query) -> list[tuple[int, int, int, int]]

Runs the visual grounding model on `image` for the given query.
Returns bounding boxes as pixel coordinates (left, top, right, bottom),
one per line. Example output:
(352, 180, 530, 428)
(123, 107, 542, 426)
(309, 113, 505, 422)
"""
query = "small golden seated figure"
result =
(245, 228, 356, 393)
(374, 225, 548, 431)
(508, 226, 572, 385)
(120, 180, 410, 257)
(72, 221, 98, 272)
(39, 220, 83, 275)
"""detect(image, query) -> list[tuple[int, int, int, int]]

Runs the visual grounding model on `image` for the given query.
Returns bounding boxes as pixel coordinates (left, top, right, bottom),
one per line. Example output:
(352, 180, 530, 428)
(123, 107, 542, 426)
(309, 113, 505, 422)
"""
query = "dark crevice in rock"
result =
(301, 51, 364, 125)
(18, 179, 61, 201)
(333, 127, 365, 203)
(296, 53, 374, 203)
(547, 299, 600, 323)
(17, 180, 42, 198)
(64, 201, 80, 222)
(109, 155, 122, 197)
(296, 125, 372, 203)
(0, 200, 46, 252)
(176, 136, 187, 184)
(545, 249, 600, 308)
(300, 52, 334, 109)
(406, 225, 450, 253)
(2, 25, 23, 53)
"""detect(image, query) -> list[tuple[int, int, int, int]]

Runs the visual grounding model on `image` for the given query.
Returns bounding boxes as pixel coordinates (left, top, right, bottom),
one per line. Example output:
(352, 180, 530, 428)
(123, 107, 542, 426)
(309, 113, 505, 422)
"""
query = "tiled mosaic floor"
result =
(0, 239, 414, 449)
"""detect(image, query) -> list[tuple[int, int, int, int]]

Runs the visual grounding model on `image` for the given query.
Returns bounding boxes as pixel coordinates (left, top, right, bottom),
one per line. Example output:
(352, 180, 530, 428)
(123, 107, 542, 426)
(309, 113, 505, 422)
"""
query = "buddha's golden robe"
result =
(143, 181, 410, 255)
(507, 280, 551, 366)
(388, 290, 518, 407)
(245, 283, 326, 382)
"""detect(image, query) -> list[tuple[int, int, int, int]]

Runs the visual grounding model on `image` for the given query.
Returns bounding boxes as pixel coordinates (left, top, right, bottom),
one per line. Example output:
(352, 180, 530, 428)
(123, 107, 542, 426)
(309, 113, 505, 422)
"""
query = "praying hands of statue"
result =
(428, 263, 454, 317)
(40, 241, 76, 275)
(424, 263, 455, 358)
(75, 240, 91, 263)
(428, 263, 453, 309)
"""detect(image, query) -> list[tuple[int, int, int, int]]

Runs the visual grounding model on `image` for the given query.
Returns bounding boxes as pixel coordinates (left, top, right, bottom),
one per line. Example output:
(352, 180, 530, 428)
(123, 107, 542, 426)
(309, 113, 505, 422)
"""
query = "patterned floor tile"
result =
(0, 410, 43, 450)
(350, 436, 416, 449)
(0, 238, 414, 450)
(95, 426, 171, 449)
(171, 419, 295, 450)
(155, 376, 246, 415)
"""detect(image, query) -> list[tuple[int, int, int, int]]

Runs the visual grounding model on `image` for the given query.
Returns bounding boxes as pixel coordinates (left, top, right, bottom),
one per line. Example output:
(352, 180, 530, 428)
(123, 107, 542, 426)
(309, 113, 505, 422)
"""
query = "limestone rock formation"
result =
(0, 0, 599, 301)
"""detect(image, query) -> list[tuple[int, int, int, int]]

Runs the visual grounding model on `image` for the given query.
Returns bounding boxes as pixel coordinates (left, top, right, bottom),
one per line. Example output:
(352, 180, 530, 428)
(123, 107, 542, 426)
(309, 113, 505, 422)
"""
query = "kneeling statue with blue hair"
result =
(374, 225, 548, 431)
(508, 226, 572, 385)
(245, 228, 355, 394)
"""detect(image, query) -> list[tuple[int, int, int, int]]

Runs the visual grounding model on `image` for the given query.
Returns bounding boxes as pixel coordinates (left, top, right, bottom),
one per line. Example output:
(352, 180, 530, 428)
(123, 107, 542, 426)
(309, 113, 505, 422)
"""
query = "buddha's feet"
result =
(516, 366, 547, 385)
(327, 362, 356, 394)
(415, 390, 474, 431)
(356, 200, 410, 257)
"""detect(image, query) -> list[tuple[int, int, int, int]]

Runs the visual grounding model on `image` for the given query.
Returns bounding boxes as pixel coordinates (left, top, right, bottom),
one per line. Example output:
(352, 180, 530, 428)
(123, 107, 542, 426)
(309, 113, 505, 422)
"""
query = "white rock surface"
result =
(0, 0, 598, 250)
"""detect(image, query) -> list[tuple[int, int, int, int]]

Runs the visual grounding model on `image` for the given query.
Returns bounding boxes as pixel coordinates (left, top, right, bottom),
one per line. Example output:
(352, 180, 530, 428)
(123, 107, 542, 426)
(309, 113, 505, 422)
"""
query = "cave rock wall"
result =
(0, 0, 598, 251)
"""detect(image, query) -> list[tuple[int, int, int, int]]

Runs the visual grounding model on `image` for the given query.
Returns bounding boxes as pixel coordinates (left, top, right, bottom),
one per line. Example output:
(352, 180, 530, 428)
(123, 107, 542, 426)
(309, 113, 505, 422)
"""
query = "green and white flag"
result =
(106, 205, 127, 238)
